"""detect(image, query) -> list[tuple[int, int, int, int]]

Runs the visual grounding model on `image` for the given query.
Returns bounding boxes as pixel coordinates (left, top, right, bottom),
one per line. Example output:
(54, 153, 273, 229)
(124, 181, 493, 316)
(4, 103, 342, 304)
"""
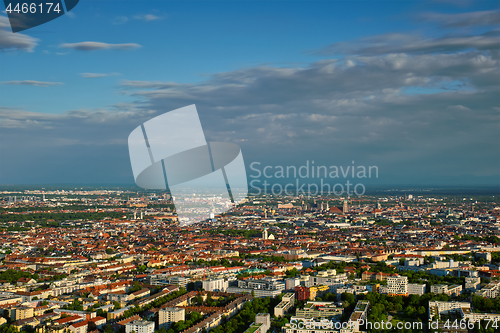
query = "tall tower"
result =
(262, 228, 268, 240)
(343, 200, 348, 214)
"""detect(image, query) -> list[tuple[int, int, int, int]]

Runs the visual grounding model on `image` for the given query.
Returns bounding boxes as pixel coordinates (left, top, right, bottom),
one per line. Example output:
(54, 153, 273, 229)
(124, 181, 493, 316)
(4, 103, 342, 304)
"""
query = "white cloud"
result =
(60, 42, 141, 51)
(2, 80, 63, 87)
(134, 14, 161, 22)
(317, 30, 500, 56)
(418, 10, 500, 28)
(0, 16, 38, 52)
(80, 73, 120, 79)
(112, 16, 129, 25)
(113, 14, 163, 25)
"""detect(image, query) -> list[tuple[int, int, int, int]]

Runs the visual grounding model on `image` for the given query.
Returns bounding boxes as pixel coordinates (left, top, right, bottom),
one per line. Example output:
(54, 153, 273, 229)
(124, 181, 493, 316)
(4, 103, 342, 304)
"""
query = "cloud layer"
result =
(1, 10, 499, 185)
(80, 73, 120, 79)
(60, 42, 141, 51)
(2, 80, 63, 87)
(418, 10, 500, 28)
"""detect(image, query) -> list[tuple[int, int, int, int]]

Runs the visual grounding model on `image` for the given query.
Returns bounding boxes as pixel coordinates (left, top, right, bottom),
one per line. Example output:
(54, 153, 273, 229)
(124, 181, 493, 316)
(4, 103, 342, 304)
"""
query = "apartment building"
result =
(108, 292, 129, 304)
(10, 307, 34, 321)
(309, 285, 329, 300)
(244, 313, 271, 333)
(407, 283, 426, 296)
(307, 271, 348, 287)
(274, 293, 295, 317)
(125, 320, 155, 333)
(227, 278, 285, 297)
(476, 281, 500, 298)
(465, 277, 481, 292)
(69, 321, 88, 333)
(285, 278, 300, 290)
(295, 301, 343, 319)
(202, 278, 228, 292)
(0, 295, 23, 306)
(387, 275, 408, 296)
(460, 307, 500, 324)
(431, 284, 462, 296)
(348, 300, 370, 333)
(158, 307, 185, 329)
(428, 301, 470, 321)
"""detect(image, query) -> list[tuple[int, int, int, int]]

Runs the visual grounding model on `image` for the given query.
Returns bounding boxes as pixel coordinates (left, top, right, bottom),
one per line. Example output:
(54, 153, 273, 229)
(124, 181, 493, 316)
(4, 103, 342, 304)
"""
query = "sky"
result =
(0, 0, 499, 186)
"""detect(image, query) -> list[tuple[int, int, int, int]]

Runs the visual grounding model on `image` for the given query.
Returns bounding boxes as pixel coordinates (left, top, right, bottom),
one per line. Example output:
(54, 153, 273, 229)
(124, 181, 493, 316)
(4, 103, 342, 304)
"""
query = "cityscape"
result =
(0, 187, 498, 332)
(1, 0, 499, 333)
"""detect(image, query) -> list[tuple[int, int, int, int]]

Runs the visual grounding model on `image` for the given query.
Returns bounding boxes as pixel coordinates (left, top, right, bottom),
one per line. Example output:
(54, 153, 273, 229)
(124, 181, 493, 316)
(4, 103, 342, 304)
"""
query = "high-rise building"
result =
(158, 307, 185, 329)
(343, 200, 348, 213)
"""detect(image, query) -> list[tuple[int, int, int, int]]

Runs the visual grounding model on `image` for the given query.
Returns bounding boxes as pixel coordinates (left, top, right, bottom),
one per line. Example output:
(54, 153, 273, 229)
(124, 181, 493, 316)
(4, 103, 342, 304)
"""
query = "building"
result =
(431, 284, 462, 296)
(130, 289, 150, 300)
(125, 320, 155, 333)
(348, 300, 370, 332)
(202, 278, 228, 292)
(166, 276, 190, 289)
(465, 277, 480, 292)
(285, 278, 300, 290)
(361, 271, 391, 282)
(408, 283, 426, 296)
(307, 271, 348, 287)
(10, 307, 34, 321)
(158, 307, 185, 329)
(227, 278, 285, 297)
(295, 286, 310, 301)
(89, 316, 106, 329)
(274, 293, 295, 317)
(0, 295, 23, 305)
(429, 300, 500, 325)
(387, 275, 408, 296)
(69, 321, 88, 333)
(244, 313, 271, 333)
(309, 285, 329, 300)
(428, 301, 470, 321)
(15, 290, 52, 302)
(282, 317, 339, 333)
(476, 280, 500, 298)
(460, 307, 500, 324)
(295, 301, 343, 319)
(343, 200, 348, 213)
(108, 292, 130, 304)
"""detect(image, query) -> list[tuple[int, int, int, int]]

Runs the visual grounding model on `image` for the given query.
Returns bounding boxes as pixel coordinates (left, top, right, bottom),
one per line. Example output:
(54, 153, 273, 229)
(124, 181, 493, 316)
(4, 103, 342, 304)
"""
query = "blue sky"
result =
(0, 0, 499, 185)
